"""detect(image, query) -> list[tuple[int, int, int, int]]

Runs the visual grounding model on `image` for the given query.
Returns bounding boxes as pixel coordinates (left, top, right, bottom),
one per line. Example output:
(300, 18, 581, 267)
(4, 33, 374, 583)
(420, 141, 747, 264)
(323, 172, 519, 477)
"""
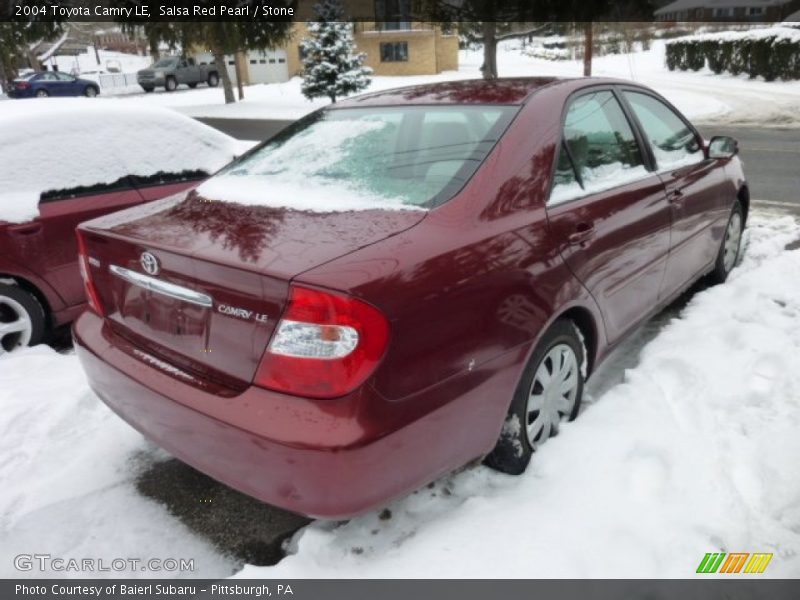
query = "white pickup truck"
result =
(137, 56, 220, 93)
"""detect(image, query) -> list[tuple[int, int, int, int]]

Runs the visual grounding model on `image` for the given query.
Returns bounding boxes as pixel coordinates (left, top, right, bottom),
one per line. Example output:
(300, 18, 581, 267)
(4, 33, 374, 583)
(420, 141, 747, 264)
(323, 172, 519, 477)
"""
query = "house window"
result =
(748, 6, 764, 15)
(376, 0, 411, 30)
(712, 7, 733, 17)
(380, 41, 409, 62)
(278, 58, 286, 63)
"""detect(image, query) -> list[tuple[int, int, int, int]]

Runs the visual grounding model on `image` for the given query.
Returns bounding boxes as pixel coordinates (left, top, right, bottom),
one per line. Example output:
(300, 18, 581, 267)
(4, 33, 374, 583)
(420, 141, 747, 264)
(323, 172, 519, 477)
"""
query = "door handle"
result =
(667, 188, 684, 203)
(568, 223, 595, 245)
(7, 222, 43, 236)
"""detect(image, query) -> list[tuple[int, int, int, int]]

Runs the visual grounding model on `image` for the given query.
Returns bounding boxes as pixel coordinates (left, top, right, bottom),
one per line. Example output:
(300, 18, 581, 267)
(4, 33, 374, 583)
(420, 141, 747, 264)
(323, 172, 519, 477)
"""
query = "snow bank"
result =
(0, 99, 243, 223)
(235, 214, 800, 579)
(0, 345, 237, 578)
(679, 25, 800, 44)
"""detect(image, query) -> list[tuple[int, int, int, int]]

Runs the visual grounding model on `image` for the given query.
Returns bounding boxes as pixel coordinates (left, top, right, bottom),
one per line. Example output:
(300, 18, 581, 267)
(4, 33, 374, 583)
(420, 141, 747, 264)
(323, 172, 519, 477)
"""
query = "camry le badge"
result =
(140, 251, 160, 276)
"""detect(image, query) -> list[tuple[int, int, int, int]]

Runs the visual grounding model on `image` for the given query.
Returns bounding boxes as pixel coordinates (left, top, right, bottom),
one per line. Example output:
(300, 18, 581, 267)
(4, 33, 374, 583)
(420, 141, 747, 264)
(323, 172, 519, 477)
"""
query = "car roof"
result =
(334, 77, 579, 108)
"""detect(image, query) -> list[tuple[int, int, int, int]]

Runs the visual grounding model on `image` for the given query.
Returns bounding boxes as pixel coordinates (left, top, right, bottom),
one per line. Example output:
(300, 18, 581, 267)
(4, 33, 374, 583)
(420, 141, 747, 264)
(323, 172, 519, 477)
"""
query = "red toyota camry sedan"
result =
(73, 78, 747, 518)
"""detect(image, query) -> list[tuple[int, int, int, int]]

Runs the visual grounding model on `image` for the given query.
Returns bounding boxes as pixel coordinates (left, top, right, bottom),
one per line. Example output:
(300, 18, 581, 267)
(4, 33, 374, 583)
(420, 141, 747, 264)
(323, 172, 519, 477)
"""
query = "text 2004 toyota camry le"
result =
(73, 78, 747, 518)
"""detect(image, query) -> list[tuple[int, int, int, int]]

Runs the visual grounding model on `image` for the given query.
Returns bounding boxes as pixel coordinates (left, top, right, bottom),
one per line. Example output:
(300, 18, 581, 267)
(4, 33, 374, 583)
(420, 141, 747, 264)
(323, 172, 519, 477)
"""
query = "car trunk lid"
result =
(79, 190, 425, 388)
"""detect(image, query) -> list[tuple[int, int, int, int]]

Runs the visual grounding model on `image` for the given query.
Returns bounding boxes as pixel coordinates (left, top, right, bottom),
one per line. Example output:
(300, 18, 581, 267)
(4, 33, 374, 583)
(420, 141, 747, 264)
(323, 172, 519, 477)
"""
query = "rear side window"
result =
(550, 91, 647, 206)
(623, 91, 703, 171)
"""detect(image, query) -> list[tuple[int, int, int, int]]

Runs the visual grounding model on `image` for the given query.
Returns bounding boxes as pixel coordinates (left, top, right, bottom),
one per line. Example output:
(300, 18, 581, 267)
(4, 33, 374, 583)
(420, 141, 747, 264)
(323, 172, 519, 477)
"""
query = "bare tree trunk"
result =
(0, 57, 7, 94)
(210, 23, 235, 104)
(234, 53, 244, 101)
(25, 47, 41, 71)
(481, 22, 498, 80)
(583, 22, 593, 77)
(149, 38, 160, 61)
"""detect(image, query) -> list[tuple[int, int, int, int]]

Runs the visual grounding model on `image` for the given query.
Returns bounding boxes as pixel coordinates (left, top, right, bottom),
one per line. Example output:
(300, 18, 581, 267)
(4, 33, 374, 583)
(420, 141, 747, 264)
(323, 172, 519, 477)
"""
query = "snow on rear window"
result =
(197, 105, 517, 212)
(0, 99, 241, 223)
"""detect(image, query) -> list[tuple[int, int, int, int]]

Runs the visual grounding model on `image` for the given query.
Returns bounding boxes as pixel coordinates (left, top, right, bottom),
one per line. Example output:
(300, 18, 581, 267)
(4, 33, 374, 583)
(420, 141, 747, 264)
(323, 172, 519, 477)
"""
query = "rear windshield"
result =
(201, 105, 519, 211)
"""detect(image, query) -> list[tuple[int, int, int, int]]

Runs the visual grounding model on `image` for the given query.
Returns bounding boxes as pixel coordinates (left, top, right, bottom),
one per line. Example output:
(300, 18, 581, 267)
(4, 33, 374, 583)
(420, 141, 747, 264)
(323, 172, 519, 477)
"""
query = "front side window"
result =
(624, 91, 703, 172)
(380, 42, 409, 62)
(198, 105, 518, 211)
(152, 57, 178, 69)
(550, 90, 647, 206)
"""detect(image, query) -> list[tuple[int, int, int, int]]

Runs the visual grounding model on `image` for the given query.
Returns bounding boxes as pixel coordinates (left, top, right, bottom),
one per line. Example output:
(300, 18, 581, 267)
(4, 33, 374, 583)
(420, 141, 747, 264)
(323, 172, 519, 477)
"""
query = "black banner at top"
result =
(2, 0, 798, 23)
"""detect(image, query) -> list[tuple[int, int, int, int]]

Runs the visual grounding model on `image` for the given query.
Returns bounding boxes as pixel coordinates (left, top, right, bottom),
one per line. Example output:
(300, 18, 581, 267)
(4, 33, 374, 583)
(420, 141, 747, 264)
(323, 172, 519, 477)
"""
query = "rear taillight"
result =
(15, 82, 30, 90)
(254, 285, 390, 399)
(76, 232, 105, 316)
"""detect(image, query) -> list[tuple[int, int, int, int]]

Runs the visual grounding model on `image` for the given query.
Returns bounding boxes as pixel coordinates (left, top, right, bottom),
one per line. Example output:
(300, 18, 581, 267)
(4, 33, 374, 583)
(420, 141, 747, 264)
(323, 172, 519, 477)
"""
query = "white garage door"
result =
(246, 49, 289, 84)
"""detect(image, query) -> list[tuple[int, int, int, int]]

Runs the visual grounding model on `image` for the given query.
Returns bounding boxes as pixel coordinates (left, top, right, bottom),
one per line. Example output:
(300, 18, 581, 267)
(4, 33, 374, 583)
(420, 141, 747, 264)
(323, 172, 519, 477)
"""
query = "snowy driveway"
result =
(1, 209, 799, 579)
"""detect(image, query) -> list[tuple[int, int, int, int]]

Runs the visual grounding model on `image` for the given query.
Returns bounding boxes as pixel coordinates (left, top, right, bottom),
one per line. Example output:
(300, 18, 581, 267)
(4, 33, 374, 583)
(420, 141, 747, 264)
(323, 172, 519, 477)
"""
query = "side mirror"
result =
(708, 136, 738, 159)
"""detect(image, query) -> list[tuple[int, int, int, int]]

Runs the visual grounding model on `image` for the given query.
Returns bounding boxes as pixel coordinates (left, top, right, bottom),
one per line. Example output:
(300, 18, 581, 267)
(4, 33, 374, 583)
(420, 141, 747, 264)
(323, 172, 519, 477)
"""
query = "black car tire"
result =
(485, 319, 585, 475)
(188, 82, 198, 89)
(84, 86, 99, 97)
(207, 72, 219, 87)
(0, 283, 46, 355)
(35, 89, 49, 98)
(141, 86, 154, 93)
(165, 76, 177, 92)
(710, 199, 744, 284)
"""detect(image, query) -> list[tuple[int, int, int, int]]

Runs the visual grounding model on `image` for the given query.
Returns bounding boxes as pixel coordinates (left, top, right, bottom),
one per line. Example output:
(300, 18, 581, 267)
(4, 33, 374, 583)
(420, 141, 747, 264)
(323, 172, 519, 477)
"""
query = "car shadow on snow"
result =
(135, 458, 311, 566)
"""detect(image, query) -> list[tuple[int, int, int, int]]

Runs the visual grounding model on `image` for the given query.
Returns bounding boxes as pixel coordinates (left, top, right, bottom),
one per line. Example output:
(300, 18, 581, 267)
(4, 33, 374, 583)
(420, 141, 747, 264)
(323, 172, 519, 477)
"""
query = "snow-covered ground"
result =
(89, 36, 800, 127)
(1, 210, 798, 578)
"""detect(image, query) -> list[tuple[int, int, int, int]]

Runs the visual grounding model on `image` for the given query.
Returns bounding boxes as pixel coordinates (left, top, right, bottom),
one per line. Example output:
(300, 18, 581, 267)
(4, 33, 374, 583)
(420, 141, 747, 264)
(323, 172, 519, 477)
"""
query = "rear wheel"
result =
(207, 72, 219, 87)
(165, 76, 177, 92)
(35, 89, 48, 98)
(84, 85, 98, 97)
(0, 284, 46, 355)
(485, 319, 585, 475)
(188, 82, 198, 89)
(709, 200, 743, 284)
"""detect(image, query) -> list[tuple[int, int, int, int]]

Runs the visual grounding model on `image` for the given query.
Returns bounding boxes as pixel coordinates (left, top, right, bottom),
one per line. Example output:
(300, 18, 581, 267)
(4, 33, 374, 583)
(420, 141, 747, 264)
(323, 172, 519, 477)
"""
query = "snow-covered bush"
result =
(299, 0, 372, 103)
(666, 26, 800, 81)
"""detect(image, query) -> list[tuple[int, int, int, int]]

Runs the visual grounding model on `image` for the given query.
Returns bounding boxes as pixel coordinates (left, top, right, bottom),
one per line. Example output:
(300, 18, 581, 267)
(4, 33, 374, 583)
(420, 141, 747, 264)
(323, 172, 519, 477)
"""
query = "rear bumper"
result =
(73, 311, 491, 519)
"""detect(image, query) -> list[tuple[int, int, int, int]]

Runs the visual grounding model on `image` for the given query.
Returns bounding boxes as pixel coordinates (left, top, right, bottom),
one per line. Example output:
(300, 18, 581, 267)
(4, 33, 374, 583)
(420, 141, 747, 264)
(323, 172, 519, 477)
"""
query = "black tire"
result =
(207, 72, 219, 87)
(485, 319, 585, 475)
(165, 76, 177, 92)
(141, 86, 154, 93)
(188, 82, 198, 89)
(0, 283, 46, 354)
(84, 85, 99, 97)
(35, 89, 49, 98)
(709, 199, 744, 284)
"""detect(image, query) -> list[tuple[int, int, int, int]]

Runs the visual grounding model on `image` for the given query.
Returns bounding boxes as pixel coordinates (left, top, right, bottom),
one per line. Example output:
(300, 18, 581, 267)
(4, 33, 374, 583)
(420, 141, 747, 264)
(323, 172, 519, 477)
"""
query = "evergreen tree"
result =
(300, 0, 372, 103)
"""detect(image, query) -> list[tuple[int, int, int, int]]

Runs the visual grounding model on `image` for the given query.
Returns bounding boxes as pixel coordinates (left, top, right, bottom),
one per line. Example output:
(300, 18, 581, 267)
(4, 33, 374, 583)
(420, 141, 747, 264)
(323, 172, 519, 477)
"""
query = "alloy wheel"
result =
(526, 343, 580, 447)
(723, 212, 742, 273)
(0, 294, 33, 354)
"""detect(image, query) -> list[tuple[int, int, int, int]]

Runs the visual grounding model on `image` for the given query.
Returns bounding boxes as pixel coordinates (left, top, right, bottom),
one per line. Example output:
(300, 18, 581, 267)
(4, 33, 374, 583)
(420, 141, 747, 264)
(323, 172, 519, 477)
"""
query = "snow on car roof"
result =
(0, 99, 246, 223)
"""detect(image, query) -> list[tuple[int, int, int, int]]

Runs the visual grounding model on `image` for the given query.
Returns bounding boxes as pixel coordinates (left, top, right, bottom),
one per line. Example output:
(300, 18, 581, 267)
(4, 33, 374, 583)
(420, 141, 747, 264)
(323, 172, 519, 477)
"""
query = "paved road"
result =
(198, 117, 800, 206)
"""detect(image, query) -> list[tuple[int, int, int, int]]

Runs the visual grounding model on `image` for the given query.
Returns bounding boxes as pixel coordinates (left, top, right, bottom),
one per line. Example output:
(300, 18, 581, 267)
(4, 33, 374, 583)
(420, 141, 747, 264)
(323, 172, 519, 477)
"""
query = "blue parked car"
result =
(8, 72, 100, 98)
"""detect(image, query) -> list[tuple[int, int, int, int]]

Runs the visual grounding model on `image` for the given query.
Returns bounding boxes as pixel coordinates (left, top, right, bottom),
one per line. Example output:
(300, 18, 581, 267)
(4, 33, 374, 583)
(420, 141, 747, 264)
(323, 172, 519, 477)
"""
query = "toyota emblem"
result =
(140, 252, 160, 276)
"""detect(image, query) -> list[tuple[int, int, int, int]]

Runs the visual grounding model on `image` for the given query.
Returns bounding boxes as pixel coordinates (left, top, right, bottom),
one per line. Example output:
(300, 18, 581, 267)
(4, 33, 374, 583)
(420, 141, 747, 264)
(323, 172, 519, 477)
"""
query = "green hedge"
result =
(666, 36, 800, 81)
